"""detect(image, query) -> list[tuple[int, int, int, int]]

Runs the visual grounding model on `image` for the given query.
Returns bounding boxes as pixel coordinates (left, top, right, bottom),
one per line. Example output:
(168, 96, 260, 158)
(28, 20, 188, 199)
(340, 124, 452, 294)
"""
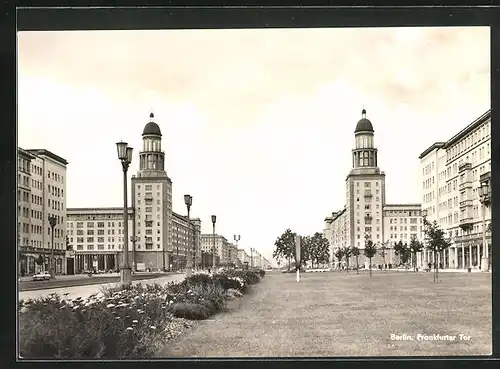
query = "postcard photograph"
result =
(17, 25, 491, 358)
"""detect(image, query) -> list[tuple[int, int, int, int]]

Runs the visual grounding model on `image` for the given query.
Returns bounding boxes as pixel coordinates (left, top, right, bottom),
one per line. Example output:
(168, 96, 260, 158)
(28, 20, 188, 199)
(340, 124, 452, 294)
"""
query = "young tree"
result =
(300, 235, 312, 268)
(409, 235, 424, 272)
(363, 234, 378, 277)
(379, 241, 389, 270)
(273, 229, 296, 270)
(334, 248, 344, 271)
(342, 246, 352, 273)
(393, 241, 411, 267)
(423, 218, 451, 283)
(350, 246, 361, 274)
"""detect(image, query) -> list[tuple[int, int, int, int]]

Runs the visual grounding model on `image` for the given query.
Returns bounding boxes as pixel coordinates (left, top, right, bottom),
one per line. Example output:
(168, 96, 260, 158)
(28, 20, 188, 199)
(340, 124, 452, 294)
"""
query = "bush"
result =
(19, 270, 263, 358)
(19, 292, 175, 359)
(258, 269, 266, 278)
(169, 303, 210, 320)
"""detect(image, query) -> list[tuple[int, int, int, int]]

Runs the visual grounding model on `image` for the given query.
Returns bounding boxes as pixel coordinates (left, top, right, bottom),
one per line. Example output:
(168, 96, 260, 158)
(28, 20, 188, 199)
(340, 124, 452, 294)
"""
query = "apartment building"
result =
(419, 110, 491, 270)
(67, 208, 201, 272)
(18, 148, 68, 275)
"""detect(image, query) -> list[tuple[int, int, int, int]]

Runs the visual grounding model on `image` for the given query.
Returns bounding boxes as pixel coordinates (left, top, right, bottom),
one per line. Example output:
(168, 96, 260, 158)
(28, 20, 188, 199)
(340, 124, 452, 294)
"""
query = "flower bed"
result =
(19, 269, 263, 359)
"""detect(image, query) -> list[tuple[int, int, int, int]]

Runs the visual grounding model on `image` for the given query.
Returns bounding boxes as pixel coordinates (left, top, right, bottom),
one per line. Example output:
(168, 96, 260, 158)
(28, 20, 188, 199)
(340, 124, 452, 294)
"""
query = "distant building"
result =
(419, 110, 491, 270)
(18, 148, 69, 275)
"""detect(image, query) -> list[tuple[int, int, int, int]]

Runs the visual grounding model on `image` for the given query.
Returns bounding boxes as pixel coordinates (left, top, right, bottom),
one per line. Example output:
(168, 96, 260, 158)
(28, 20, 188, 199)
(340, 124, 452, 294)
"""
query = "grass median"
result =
(160, 270, 491, 357)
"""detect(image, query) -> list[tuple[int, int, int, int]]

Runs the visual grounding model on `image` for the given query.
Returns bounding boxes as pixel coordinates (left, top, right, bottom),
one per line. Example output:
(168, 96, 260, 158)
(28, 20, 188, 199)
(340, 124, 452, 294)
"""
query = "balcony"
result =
(458, 181, 472, 191)
(364, 214, 373, 221)
(458, 162, 472, 172)
(144, 220, 153, 228)
(144, 193, 153, 200)
(364, 192, 373, 198)
(459, 217, 474, 231)
(459, 199, 473, 209)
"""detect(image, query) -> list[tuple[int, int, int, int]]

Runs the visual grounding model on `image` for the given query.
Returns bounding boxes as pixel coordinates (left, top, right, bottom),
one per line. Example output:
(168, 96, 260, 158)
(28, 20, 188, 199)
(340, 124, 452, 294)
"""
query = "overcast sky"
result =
(17, 27, 490, 263)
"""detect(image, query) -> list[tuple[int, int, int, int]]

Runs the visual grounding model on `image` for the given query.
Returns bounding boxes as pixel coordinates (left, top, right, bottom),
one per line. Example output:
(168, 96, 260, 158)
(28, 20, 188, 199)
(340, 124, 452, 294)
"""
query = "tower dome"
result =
(354, 109, 374, 133)
(142, 113, 162, 137)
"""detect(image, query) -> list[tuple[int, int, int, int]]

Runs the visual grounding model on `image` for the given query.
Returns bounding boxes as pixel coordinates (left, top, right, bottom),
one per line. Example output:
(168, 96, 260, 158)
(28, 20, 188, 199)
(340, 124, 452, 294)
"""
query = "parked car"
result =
(33, 271, 51, 281)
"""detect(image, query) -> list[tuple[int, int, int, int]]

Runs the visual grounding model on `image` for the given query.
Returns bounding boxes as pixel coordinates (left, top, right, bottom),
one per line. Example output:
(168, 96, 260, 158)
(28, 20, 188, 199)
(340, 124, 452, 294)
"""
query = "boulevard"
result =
(19, 273, 185, 301)
(19, 272, 170, 292)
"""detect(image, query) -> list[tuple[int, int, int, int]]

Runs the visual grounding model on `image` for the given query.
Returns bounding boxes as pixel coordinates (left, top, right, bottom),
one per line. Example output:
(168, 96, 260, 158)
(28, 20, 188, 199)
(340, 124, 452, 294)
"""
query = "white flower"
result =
(73, 306, 79, 310)
(150, 326, 156, 329)
(132, 319, 138, 323)
(126, 327, 133, 330)
(116, 317, 121, 319)
(107, 303, 116, 308)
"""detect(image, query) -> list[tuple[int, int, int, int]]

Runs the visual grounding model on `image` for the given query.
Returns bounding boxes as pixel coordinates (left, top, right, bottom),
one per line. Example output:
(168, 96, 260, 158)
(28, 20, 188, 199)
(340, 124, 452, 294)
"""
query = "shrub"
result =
(198, 299, 217, 314)
(213, 274, 242, 291)
(184, 273, 213, 287)
(169, 303, 210, 320)
(19, 292, 175, 359)
(258, 269, 266, 278)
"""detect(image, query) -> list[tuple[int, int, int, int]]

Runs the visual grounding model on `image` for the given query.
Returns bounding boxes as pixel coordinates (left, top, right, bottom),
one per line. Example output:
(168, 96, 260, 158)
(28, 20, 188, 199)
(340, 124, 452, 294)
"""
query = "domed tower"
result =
(138, 113, 165, 174)
(345, 108, 386, 269)
(352, 109, 378, 168)
(131, 113, 173, 272)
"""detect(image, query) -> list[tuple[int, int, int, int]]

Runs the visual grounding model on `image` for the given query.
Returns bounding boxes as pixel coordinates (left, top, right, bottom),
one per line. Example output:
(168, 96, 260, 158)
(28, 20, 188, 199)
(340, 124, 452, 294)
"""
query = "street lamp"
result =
(250, 247, 254, 268)
(233, 234, 240, 269)
(48, 214, 57, 279)
(116, 141, 133, 287)
(479, 180, 491, 271)
(184, 194, 193, 276)
(130, 235, 139, 272)
(211, 215, 216, 269)
(421, 209, 428, 268)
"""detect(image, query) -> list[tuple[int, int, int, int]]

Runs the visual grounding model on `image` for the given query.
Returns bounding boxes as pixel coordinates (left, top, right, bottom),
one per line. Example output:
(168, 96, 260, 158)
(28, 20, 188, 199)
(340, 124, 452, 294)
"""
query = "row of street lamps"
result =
(116, 140, 242, 287)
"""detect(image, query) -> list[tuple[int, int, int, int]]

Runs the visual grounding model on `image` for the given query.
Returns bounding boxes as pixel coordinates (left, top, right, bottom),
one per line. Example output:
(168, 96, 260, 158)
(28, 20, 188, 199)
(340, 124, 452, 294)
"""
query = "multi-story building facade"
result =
(201, 234, 229, 265)
(419, 110, 491, 270)
(18, 148, 69, 275)
(67, 207, 133, 272)
(67, 207, 201, 272)
(324, 110, 424, 268)
(172, 212, 201, 270)
(237, 248, 250, 267)
(382, 204, 423, 265)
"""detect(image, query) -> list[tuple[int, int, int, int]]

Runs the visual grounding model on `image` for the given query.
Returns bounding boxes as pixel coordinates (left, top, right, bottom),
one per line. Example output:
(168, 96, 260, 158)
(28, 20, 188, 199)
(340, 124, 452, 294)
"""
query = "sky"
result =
(17, 27, 490, 264)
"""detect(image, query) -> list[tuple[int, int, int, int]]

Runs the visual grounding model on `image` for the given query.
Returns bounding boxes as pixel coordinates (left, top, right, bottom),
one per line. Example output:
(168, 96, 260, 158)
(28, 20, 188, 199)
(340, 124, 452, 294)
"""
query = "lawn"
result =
(158, 270, 491, 357)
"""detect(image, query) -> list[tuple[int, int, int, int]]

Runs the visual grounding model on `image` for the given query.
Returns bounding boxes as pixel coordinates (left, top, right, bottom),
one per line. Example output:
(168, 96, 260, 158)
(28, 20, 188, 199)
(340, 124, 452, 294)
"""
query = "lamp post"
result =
(48, 215, 57, 279)
(211, 215, 216, 269)
(479, 180, 491, 272)
(184, 194, 193, 276)
(130, 235, 139, 272)
(233, 234, 240, 269)
(250, 247, 254, 268)
(421, 209, 428, 268)
(116, 141, 133, 287)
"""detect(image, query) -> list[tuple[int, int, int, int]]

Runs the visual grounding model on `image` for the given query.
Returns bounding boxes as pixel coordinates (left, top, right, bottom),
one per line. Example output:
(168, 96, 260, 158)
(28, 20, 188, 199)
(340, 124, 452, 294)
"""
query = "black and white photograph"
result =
(17, 22, 491, 358)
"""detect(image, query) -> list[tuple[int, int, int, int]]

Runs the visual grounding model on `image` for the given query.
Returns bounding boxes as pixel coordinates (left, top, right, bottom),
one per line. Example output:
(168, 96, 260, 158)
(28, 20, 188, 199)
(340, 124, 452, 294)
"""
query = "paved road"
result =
(19, 273, 170, 291)
(19, 273, 186, 302)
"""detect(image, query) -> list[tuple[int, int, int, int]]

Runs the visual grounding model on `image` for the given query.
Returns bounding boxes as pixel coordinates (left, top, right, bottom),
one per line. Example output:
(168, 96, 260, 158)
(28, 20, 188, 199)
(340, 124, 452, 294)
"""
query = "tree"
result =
(363, 234, 377, 277)
(273, 229, 295, 270)
(342, 246, 352, 273)
(299, 235, 312, 268)
(334, 248, 344, 271)
(309, 232, 330, 269)
(378, 241, 390, 270)
(409, 235, 424, 272)
(394, 241, 411, 267)
(350, 246, 361, 274)
(423, 218, 451, 283)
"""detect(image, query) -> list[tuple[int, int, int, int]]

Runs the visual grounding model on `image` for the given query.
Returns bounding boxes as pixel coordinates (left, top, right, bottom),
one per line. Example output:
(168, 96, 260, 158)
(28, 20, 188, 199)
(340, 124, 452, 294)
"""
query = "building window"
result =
(87, 222, 94, 228)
